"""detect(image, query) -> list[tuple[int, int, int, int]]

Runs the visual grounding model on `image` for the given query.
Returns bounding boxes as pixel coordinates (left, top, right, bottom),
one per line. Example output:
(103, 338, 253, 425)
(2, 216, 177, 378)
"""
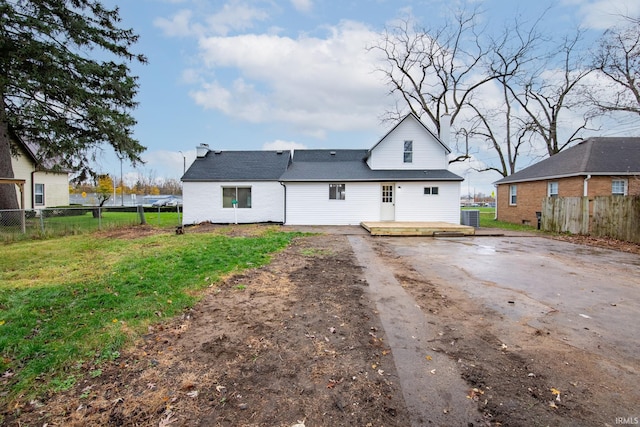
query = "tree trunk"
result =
(0, 93, 20, 210)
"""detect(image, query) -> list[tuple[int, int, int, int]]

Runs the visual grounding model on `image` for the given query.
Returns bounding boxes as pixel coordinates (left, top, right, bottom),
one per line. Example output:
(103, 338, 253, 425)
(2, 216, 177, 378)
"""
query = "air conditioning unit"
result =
(461, 210, 480, 228)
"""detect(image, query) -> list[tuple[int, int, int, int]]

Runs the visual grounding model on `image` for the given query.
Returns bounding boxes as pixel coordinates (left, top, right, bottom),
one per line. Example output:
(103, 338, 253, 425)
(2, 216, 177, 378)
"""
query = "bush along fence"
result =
(541, 195, 640, 243)
(0, 205, 183, 241)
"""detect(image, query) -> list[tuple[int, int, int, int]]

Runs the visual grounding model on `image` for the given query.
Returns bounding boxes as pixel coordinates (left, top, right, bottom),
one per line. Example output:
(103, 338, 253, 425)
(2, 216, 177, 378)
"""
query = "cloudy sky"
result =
(99, 0, 640, 195)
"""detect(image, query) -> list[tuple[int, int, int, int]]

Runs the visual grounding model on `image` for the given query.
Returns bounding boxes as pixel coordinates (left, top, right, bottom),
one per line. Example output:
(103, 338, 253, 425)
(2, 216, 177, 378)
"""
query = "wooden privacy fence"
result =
(541, 196, 640, 243)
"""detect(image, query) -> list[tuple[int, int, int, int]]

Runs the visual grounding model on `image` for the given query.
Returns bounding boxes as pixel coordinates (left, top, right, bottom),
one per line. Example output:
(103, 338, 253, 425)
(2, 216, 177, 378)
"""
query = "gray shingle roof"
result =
(279, 158, 461, 182)
(182, 150, 291, 181)
(494, 137, 640, 184)
(184, 148, 463, 182)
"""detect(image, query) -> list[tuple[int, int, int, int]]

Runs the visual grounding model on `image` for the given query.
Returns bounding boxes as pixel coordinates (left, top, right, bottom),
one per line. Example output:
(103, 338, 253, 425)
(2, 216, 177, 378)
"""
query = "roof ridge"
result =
(579, 138, 595, 172)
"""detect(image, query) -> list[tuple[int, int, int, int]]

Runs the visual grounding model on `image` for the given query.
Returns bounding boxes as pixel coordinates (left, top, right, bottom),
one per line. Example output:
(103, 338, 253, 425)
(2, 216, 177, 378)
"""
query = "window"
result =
(612, 179, 627, 195)
(382, 185, 393, 203)
(222, 187, 251, 208)
(548, 182, 558, 197)
(509, 185, 517, 205)
(329, 184, 345, 200)
(424, 186, 439, 195)
(34, 183, 44, 206)
(403, 140, 413, 163)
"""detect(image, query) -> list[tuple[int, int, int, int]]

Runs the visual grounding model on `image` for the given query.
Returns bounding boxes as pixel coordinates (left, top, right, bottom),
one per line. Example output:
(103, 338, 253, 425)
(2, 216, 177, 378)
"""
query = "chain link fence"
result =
(1, 205, 182, 242)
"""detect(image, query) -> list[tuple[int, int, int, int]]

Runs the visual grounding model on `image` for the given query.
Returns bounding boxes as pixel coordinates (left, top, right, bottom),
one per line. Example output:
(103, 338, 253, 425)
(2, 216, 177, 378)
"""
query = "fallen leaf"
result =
(187, 390, 198, 398)
(430, 369, 436, 375)
(425, 355, 432, 361)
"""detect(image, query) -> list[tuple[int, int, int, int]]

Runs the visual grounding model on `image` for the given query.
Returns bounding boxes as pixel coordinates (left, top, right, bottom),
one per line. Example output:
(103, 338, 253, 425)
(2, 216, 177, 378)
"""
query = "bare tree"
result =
(369, 9, 502, 162)
(464, 18, 546, 177)
(507, 31, 595, 157)
(592, 17, 640, 115)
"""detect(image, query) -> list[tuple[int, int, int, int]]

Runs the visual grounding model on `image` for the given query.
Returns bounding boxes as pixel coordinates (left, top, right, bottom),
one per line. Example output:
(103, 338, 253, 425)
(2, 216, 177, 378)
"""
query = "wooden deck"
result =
(360, 221, 475, 236)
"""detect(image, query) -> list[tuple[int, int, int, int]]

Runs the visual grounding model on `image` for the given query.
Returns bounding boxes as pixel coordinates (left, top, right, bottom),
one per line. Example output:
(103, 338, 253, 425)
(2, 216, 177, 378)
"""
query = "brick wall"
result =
(497, 175, 640, 226)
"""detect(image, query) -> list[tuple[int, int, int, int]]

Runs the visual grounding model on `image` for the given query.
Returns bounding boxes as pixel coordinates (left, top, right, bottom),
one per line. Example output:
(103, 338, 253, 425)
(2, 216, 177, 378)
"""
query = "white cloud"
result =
(291, 0, 313, 13)
(205, 1, 269, 36)
(571, 0, 640, 29)
(190, 20, 389, 137)
(262, 139, 308, 151)
(154, 2, 270, 38)
(154, 9, 200, 37)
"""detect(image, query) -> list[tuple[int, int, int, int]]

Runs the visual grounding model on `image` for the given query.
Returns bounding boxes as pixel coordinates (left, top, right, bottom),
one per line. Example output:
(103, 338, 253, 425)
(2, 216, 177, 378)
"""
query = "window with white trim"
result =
(424, 186, 439, 195)
(34, 183, 45, 206)
(329, 184, 345, 200)
(403, 140, 413, 163)
(548, 182, 558, 197)
(509, 185, 517, 205)
(612, 179, 627, 195)
(222, 187, 251, 208)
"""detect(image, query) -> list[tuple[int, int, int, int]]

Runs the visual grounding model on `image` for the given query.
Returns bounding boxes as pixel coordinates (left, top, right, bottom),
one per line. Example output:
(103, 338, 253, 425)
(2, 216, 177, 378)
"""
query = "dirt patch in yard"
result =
(7, 231, 409, 427)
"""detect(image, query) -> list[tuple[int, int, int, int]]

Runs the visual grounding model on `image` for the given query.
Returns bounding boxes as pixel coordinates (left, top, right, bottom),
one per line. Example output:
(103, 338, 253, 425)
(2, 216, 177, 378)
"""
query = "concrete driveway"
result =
(349, 234, 640, 426)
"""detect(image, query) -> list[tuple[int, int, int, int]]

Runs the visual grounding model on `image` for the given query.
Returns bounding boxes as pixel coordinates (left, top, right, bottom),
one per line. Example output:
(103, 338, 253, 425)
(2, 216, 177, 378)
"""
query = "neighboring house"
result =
(7, 133, 70, 209)
(182, 113, 464, 226)
(494, 137, 640, 226)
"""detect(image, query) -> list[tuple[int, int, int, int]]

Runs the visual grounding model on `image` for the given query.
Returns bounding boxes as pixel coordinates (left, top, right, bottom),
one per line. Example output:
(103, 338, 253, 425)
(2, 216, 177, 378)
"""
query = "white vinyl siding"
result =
(285, 181, 460, 225)
(182, 181, 284, 224)
(395, 182, 460, 223)
(285, 182, 379, 225)
(10, 148, 69, 208)
(367, 116, 448, 170)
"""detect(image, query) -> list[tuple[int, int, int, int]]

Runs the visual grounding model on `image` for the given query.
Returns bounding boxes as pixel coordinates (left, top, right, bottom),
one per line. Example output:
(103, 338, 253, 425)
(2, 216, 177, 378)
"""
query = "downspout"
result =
(493, 185, 498, 220)
(279, 182, 287, 225)
(583, 174, 592, 235)
(30, 171, 36, 209)
(583, 174, 591, 196)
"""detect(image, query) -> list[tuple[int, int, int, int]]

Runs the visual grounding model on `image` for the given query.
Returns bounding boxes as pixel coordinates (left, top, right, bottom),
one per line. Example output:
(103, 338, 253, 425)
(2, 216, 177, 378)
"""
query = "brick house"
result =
(494, 137, 640, 226)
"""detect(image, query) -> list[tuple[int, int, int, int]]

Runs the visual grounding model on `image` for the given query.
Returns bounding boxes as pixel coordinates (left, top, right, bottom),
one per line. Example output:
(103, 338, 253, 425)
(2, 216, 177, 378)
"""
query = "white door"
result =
(380, 184, 395, 221)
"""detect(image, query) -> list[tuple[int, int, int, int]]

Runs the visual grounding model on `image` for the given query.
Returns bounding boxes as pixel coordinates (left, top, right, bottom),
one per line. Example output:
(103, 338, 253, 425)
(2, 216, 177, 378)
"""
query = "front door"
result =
(381, 184, 395, 221)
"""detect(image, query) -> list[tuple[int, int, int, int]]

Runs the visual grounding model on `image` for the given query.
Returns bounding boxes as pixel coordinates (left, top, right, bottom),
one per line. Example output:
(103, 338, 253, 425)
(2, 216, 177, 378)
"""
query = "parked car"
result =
(152, 197, 181, 207)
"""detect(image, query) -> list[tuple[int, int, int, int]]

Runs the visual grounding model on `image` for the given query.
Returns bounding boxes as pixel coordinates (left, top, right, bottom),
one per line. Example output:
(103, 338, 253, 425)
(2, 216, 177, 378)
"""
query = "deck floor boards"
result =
(360, 221, 475, 236)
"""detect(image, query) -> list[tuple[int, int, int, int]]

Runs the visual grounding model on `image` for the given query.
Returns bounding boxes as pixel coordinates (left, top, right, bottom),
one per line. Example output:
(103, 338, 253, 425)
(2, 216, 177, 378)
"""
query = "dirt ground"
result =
(7, 228, 410, 427)
(5, 226, 639, 426)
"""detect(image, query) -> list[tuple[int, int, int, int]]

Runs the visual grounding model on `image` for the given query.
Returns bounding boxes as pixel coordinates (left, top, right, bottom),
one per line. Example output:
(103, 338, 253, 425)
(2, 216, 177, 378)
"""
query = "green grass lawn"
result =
(2, 210, 182, 242)
(0, 227, 299, 405)
(461, 207, 539, 231)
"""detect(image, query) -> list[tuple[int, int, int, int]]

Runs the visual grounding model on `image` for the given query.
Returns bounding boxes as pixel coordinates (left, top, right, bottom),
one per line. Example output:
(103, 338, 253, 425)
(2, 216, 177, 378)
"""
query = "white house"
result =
(5, 133, 69, 209)
(181, 113, 463, 226)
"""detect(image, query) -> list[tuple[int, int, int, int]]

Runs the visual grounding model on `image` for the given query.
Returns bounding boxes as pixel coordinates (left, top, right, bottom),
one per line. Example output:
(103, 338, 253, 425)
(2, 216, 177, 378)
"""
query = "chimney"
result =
(196, 143, 210, 158)
(439, 114, 451, 147)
